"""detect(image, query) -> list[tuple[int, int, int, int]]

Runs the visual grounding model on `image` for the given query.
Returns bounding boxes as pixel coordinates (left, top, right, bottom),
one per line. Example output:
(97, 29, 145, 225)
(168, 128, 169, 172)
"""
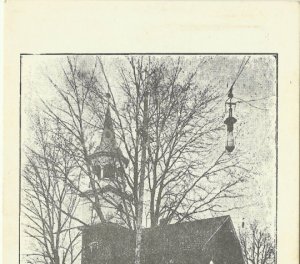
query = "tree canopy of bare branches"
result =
(239, 222, 275, 264)
(24, 56, 252, 233)
(23, 117, 82, 264)
(102, 56, 253, 227)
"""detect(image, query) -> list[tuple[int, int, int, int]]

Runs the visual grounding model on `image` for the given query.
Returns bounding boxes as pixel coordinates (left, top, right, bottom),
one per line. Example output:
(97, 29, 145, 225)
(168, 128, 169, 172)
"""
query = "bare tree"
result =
(23, 117, 82, 264)
(95, 55, 254, 264)
(100, 56, 253, 227)
(41, 56, 111, 225)
(36, 56, 253, 229)
(239, 222, 275, 264)
(24, 55, 256, 264)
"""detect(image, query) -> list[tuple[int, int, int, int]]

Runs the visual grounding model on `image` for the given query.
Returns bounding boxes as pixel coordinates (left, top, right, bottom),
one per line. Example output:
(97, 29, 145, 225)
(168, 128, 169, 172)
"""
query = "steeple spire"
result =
(89, 104, 128, 180)
(97, 106, 117, 154)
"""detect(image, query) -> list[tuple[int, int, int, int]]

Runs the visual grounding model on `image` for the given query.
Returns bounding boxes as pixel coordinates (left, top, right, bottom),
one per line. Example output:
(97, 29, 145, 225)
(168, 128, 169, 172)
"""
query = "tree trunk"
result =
(134, 91, 148, 264)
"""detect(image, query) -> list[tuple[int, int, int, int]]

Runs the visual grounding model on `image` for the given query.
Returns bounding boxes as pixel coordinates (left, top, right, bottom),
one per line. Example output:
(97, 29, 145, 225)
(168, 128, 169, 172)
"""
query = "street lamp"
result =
(224, 96, 237, 153)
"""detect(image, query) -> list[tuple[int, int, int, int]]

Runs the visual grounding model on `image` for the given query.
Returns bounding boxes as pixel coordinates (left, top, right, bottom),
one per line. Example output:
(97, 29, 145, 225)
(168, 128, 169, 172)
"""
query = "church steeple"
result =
(97, 107, 117, 154)
(82, 104, 130, 225)
(88, 105, 128, 181)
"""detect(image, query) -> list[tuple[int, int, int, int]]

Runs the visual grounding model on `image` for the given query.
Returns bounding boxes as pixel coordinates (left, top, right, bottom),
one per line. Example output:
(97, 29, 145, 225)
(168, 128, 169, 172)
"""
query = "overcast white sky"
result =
(21, 54, 277, 234)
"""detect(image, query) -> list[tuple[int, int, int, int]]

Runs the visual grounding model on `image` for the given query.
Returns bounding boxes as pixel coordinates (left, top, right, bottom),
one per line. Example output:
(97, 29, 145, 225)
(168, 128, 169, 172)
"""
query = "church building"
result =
(79, 105, 245, 264)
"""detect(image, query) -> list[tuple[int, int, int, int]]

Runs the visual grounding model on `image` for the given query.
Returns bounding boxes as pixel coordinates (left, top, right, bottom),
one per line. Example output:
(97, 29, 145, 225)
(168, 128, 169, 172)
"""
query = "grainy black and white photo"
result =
(20, 54, 277, 264)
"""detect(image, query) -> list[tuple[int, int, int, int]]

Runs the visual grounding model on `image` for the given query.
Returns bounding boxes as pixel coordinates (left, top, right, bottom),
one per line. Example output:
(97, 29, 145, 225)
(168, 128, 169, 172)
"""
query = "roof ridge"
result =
(84, 215, 230, 231)
(143, 215, 230, 231)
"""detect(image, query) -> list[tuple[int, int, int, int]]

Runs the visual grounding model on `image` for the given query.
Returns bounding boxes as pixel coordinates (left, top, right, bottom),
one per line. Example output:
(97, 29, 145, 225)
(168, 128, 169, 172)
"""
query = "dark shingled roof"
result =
(82, 215, 231, 259)
(141, 215, 230, 255)
(81, 215, 246, 264)
(82, 222, 135, 259)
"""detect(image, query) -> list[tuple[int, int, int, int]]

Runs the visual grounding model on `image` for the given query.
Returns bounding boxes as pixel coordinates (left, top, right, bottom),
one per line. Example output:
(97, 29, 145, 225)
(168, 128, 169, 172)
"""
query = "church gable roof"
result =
(142, 215, 231, 255)
(81, 215, 236, 262)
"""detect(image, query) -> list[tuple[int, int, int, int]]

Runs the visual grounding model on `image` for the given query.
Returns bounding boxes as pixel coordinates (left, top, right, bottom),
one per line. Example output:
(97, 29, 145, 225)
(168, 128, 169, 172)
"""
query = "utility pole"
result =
(134, 89, 149, 264)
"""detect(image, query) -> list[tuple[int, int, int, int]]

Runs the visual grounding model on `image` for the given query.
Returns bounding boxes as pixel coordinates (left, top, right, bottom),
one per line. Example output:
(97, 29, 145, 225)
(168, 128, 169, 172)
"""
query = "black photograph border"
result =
(19, 53, 278, 264)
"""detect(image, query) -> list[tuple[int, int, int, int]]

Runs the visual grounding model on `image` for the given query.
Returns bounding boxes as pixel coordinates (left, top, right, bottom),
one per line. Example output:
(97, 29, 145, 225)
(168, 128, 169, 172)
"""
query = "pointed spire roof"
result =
(103, 107, 114, 130)
(91, 106, 129, 167)
(96, 106, 117, 153)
